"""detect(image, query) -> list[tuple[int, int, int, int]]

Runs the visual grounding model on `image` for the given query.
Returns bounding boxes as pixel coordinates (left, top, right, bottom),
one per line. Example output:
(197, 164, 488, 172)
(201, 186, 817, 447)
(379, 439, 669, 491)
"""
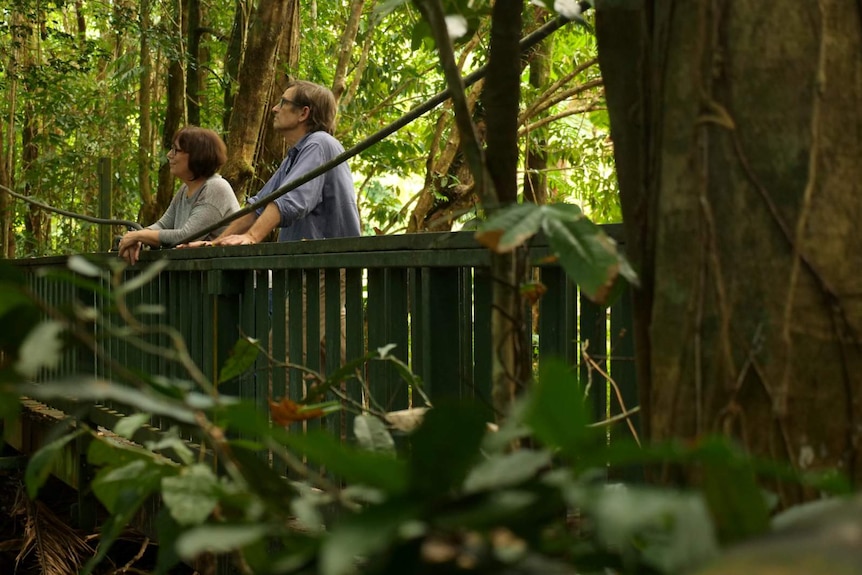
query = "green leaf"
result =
(15, 320, 65, 378)
(88, 434, 171, 468)
(353, 414, 396, 455)
(695, 438, 770, 543)
(475, 203, 543, 252)
(218, 336, 261, 385)
(114, 413, 151, 439)
(25, 428, 86, 499)
(92, 458, 173, 513)
(277, 429, 408, 495)
(463, 449, 553, 493)
(543, 209, 636, 305)
(161, 463, 219, 526)
(524, 359, 595, 457)
(175, 524, 271, 560)
(408, 401, 487, 498)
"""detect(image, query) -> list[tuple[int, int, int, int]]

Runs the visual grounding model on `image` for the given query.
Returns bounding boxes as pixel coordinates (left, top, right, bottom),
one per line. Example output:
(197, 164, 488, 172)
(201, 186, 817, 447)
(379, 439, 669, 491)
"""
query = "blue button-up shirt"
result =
(247, 131, 361, 242)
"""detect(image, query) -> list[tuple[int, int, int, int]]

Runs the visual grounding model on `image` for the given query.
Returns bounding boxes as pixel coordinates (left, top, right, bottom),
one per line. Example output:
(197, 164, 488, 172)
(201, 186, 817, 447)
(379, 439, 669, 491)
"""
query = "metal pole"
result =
(99, 157, 112, 252)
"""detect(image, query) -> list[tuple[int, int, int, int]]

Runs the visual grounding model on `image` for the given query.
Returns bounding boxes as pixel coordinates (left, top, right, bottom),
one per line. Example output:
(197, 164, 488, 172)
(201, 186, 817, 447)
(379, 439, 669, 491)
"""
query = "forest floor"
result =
(0, 443, 198, 575)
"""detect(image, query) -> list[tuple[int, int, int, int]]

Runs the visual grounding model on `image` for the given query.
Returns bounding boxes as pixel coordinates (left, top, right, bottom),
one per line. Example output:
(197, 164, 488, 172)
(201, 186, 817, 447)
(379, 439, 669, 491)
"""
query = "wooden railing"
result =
(11, 227, 638, 448)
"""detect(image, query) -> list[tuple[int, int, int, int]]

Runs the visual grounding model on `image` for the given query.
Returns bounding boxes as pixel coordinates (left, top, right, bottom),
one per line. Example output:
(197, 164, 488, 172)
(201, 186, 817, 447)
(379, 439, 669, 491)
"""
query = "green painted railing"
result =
(13, 227, 638, 445)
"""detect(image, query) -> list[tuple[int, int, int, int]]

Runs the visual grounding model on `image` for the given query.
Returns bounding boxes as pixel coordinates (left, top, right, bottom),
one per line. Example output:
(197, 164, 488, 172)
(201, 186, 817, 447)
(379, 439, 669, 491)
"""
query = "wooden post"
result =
(98, 157, 112, 252)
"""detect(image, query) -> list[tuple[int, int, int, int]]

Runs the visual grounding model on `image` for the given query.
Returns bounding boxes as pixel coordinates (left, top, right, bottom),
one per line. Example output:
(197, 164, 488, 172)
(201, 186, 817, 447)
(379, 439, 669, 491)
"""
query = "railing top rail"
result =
(9, 224, 625, 271)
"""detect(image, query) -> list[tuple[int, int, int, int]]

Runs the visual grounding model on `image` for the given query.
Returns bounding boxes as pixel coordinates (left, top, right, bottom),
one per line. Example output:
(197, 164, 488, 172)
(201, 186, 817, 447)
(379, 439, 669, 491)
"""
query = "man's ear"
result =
(299, 106, 311, 122)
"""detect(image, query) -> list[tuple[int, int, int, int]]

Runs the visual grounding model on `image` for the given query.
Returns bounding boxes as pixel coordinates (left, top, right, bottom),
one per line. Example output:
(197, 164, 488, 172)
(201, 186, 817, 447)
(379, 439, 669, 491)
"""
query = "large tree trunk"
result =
(222, 0, 293, 198)
(596, 1, 862, 504)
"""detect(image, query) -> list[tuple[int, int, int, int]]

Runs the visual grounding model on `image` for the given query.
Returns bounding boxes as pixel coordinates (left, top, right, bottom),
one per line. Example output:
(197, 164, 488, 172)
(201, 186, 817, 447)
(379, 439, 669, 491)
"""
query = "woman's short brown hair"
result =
(173, 126, 228, 180)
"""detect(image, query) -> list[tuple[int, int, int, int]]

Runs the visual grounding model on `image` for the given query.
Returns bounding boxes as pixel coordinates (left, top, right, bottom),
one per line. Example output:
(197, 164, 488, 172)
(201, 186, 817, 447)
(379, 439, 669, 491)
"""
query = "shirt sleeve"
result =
(156, 179, 238, 245)
(266, 141, 327, 228)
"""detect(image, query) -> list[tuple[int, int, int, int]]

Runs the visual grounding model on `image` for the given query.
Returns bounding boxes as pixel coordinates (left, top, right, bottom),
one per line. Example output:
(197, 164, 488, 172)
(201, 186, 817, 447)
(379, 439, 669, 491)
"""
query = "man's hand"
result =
(213, 234, 257, 246)
(176, 241, 213, 249)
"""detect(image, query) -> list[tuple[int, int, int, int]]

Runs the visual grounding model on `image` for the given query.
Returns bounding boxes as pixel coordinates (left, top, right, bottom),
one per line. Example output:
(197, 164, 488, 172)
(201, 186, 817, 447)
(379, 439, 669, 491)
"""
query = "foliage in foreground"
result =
(0, 238, 853, 575)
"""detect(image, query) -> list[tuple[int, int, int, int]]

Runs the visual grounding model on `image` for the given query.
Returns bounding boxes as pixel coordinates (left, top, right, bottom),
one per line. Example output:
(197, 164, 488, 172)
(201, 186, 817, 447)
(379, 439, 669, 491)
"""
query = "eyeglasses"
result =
(168, 144, 186, 155)
(279, 97, 305, 109)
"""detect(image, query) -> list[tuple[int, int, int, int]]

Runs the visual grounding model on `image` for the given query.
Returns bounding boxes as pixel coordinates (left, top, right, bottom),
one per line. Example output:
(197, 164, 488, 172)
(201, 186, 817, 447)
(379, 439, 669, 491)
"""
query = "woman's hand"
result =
(117, 232, 143, 265)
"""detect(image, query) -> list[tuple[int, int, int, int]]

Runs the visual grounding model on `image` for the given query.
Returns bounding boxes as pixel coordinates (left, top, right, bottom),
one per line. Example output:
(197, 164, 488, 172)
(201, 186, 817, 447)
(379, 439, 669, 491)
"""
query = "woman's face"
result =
(167, 140, 194, 180)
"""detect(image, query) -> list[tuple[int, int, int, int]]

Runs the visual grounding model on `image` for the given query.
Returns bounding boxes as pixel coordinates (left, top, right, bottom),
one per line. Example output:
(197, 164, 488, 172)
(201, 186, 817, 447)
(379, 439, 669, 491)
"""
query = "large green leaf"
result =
(524, 359, 596, 457)
(408, 401, 487, 499)
(25, 428, 86, 499)
(217, 336, 261, 385)
(542, 208, 636, 305)
(475, 203, 544, 253)
(277, 429, 408, 495)
(161, 463, 219, 526)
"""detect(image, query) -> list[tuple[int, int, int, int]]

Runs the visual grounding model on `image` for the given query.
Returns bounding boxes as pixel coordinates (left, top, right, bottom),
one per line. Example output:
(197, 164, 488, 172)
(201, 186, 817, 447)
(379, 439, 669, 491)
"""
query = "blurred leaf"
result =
(117, 258, 169, 295)
(162, 463, 219, 526)
(175, 524, 271, 560)
(408, 401, 487, 498)
(524, 359, 595, 457)
(92, 457, 174, 513)
(67, 254, 105, 277)
(21, 378, 197, 423)
(114, 412, 151, 439)
(15, 320, 65, 378)
(218, 336, 260, 385)
(589, 485, 720, 574)
(463, 449, 553, 493)
(25, 428, 86, 499)
(354, 414, 396, 455)
(278, 429, 408, 495)
(695, 438, 770, 543)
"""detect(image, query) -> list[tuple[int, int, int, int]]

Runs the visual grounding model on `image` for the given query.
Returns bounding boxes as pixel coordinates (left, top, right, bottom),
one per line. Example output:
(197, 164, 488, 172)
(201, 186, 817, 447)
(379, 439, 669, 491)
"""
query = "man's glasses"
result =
(279, 97, 305, 109)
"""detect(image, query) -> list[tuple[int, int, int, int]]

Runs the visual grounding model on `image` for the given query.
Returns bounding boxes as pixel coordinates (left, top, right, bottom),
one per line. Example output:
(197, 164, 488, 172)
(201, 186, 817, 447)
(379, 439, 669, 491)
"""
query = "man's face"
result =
(272, 88, 308, 138)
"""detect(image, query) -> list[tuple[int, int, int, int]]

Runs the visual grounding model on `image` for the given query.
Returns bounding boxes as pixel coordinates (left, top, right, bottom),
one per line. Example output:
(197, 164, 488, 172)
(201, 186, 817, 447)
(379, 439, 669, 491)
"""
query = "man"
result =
(211, 80, 360, 245)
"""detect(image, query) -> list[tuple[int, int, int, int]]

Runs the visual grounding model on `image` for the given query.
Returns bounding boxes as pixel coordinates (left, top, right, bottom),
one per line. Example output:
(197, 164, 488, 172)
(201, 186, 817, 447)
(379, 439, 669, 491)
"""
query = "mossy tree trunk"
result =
(596, 1, 862, 503)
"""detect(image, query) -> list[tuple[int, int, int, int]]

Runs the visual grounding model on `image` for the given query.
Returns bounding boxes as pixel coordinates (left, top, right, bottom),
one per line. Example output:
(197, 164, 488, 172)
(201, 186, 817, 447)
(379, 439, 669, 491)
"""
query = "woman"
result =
(118, 126, 240, 265)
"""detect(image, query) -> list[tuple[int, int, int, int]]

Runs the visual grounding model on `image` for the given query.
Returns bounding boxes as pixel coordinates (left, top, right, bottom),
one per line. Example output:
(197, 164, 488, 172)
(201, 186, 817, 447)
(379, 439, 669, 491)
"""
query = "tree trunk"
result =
(483, 0, 530, 417)
(138, 0, 154, 219)
(187, 0, 202, 127)
(596, 1, 862, 504)
(522, 6, 551, 206)
(222, 0, 293, 198)
(147, 0, 186, 225)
